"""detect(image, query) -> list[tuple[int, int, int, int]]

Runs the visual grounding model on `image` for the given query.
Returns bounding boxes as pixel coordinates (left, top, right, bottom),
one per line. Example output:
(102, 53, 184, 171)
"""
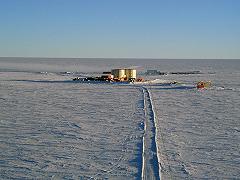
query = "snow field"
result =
(0, 74, 147, 179)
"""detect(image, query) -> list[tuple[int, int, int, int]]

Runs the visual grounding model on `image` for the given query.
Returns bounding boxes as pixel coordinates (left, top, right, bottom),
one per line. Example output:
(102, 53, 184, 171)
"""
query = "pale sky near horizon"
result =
(0, 0, 239, 59)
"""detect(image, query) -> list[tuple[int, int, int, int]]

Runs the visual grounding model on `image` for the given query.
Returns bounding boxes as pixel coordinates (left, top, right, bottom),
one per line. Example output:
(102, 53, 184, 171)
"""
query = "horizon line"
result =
(1, 56, 240, 60)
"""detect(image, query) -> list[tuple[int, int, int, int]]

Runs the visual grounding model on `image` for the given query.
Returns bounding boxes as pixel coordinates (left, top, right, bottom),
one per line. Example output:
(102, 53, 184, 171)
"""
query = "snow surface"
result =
(0, 58, 240, 179)
(0, 72, 145, 179)
(150, 84, 240, 179)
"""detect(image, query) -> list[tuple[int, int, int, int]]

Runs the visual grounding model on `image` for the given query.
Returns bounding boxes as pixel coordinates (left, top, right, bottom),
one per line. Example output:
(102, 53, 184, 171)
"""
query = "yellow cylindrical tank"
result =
(111, 69, 126, 79)
(125, 69, 137, 79)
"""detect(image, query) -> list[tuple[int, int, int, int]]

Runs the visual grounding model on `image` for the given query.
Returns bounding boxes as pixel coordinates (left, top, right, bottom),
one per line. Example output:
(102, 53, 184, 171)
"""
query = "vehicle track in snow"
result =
(141, 86, 161, 180)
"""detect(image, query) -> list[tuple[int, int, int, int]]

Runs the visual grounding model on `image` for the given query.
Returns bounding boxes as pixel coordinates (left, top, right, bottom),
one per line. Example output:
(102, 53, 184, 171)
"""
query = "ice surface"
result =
(150, 84, 240, 179)
(0, 58, 240, 179)
(0, 72, 145, 179)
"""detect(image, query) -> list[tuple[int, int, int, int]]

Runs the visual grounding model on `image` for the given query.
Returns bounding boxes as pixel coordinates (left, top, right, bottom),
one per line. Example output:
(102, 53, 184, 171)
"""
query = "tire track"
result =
(141, 87, 161, 180)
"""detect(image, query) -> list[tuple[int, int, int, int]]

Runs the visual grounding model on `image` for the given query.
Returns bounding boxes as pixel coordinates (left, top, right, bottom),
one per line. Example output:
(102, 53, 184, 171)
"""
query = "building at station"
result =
(111, 68, 137, 81)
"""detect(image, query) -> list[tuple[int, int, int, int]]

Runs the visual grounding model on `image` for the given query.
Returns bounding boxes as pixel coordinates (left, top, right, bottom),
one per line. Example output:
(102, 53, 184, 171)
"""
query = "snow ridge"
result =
(141, 88, 146, 179)
(141, 87, 161, 180)
(147, 87, 162, 180)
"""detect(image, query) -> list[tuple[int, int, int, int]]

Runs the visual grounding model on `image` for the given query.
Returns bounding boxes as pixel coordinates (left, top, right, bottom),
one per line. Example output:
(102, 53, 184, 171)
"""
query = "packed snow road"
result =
(141, 87, 161, 180)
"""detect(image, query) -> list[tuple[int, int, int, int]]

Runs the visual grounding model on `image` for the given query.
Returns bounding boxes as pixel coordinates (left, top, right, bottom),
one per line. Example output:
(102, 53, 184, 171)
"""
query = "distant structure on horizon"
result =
(111, 68, 137, 80)
(73, 68, 140, 82)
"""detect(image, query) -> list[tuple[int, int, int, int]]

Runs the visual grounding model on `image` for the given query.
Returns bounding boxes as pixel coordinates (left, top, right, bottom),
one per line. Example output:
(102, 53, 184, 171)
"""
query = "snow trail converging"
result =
(141, 86, 161, 180)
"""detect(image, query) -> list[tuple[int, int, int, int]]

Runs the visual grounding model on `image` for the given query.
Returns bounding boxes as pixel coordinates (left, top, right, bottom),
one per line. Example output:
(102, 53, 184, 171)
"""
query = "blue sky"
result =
(0, 0, 239, 58)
